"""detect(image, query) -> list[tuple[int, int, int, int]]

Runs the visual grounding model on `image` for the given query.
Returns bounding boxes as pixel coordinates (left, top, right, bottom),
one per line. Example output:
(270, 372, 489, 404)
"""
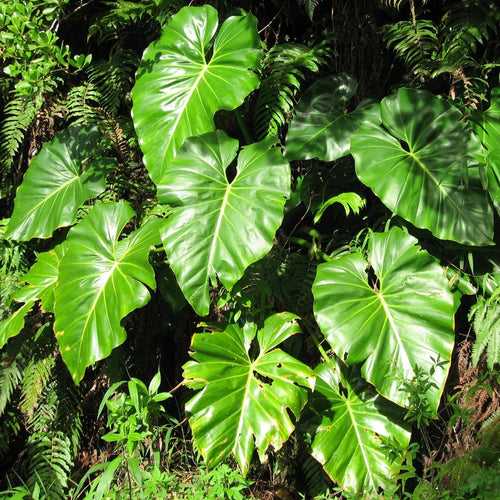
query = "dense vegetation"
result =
(0, 0, 499, 498)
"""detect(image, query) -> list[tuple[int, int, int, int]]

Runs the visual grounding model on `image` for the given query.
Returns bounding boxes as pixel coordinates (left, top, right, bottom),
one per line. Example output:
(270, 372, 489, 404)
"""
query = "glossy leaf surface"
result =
(54, 202, 160, 383)
(0, 302, 34, 349)
(131, 5, 261, 183)
(486, 149, 500, 212)
(14, 243, 66, 313)
(183, 313, 315, 474)
(159, 131, 290, 316)
(475, 87, 500, 151)
(351, 88, 493, 245)
(312, 227, 455, 410)
(6, 127, 108, 241)
(0, 243, 67, 348)
(285, 74, 380, 162)
(311, 361, 410, 494)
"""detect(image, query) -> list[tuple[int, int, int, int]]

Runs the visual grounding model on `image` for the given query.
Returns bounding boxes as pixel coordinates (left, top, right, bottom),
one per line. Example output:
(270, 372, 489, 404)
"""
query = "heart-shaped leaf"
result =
(312, 226, 456, 411)
(54, 202, 161, 383)
(131, 5, 261, 183)
(285, 74, 380, 162)
(311, 360, 410, 495)
(351, 88, 493, 246)
(183, 312, 315, 474)
(159, 131, 290, 316)
(6, 126, 109, 241)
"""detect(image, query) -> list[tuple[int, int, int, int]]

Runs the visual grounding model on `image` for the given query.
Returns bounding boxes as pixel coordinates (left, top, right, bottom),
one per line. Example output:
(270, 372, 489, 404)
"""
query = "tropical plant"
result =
(75, 372, 173, 499)
(1, 1, 499, 498)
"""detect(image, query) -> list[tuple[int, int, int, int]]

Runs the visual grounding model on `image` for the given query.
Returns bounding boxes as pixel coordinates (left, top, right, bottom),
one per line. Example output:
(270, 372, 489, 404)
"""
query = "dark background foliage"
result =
(0, 0, 498, 498)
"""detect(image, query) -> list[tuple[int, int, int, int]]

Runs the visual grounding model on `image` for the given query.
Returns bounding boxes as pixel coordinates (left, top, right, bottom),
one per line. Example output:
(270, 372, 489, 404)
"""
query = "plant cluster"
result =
(0, 0, 499, 498)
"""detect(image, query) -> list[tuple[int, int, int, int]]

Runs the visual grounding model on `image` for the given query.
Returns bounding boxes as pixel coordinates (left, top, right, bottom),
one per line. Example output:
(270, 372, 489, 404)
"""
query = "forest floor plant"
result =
(0, 0, 499, 498)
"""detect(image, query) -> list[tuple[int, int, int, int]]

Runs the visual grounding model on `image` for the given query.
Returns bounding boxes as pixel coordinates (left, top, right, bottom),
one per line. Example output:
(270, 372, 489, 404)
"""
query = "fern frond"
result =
(470, 296, 500, 371)
(302, 455, 331, 497)
(87, 50, 138, 114)
(0, 96, 38, 174)
(296, 0, 323, 20)
(65, 83, 103, 126)
(0, 356, 22, 416)
(384, 19, 438, 78)
(439, 0, 498, 69)
(20, 353, 56, 419)
(0, 408, 22, 458)
(19, 363, 83, 497)
(28, 379, 59, 433)
(88, 0, 179, 43)
(26, 431, 73, 499)
(254, 41, 331, 140)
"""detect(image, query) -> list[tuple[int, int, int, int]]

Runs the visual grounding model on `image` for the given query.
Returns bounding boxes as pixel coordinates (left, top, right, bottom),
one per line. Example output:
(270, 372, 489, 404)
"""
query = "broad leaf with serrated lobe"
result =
(183, 312, 315, 474)
(311, 360, 410, 495)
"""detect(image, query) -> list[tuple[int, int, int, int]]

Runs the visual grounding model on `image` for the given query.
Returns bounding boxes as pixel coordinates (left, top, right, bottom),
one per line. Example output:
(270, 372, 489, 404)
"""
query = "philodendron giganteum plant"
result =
(1, 4, 498, 497)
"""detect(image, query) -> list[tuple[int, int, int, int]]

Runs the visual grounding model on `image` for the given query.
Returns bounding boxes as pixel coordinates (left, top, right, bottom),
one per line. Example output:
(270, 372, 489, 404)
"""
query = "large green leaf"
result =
(474, 88, 500, 212)
(183, 312, 315, 474)
(131, 5, 261, 183)
(351, 88, 493, 246)
(311, 360, 410, 495)
(54, 202, 161, 383)
(6, 127, 109, 241)
(312, 226, 455, 411)
(159, 131, 290, 316)
(0, 243, 67, 348)
(475, 87, 500, 152)
(14, 243, 66, 313)
(285, 74, 380, 162)
(0, 301, 34, 349)
(486, 149, 500, 212)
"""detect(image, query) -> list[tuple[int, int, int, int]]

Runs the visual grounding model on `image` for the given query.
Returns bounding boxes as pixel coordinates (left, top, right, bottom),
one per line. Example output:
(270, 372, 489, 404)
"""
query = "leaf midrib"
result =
(9, 174, 81, 236)
(345, 399, 376, 489)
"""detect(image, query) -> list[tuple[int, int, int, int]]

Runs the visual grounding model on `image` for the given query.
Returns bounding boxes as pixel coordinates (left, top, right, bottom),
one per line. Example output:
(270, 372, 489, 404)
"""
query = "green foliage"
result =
(1, 2, 499, 498)
(0, 0, 90, 175)
(88, 0, 178, 44)
(313, 192, 366, 223)
(159, 131, 290, 316)
(384, 0, 499, 106)
(309, 359, 410, 494)
(469, 294, 500, 370)
(254, 41, 331, 140)
(285, 74, 379, 162)
(0, 97, 38, 181)
(413, 412, 500, 499)
(352, 87, 493, 245)
(54, 202, 161, 382)
(0, 328, 82, 500)
(76, 372, 173, 499)
(313, 227, 455, 411)
(183, 313, 315, 474)
(131, 4, 262, 183)
(6, 126, 111, 241)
